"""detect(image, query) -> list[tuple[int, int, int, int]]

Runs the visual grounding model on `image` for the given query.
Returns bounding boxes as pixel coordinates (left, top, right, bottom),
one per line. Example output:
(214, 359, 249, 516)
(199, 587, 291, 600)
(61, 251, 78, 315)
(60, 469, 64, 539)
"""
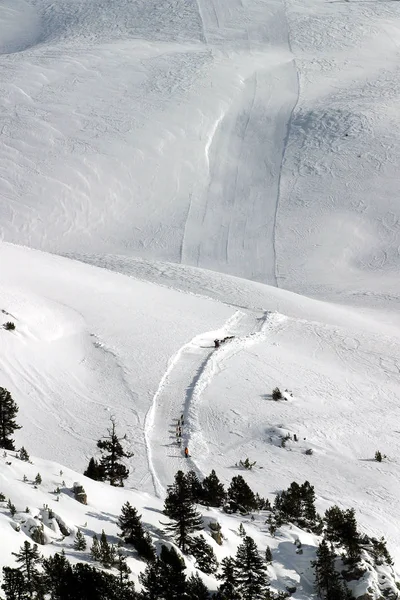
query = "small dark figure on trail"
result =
(177, 438, 182, 445)
(184, 447, 189, 458)
(178, 428, 182, 437)
(180, 414, 184, 425)
(214, 336, 235, 348)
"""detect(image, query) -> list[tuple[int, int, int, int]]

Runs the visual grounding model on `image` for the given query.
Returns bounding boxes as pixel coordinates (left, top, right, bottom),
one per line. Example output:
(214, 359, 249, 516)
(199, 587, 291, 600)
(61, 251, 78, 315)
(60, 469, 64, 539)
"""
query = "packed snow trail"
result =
(145, 310, 270, 494)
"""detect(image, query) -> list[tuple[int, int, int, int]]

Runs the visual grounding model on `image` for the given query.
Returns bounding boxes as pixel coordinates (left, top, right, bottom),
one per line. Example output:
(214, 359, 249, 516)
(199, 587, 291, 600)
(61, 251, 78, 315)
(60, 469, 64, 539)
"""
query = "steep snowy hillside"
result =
(1, 0, 400, 594)
(1, 0, 400, 302)
(0, 451, 399, 599)
(1, 242, 400, 574)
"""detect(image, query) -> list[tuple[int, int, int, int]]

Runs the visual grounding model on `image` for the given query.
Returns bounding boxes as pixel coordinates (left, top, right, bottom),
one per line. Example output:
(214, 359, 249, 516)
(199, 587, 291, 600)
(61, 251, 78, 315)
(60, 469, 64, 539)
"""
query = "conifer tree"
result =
(274, 481, 318, 530)
(217, 556, 240, 600)
(91, 535, 101, 561)
(185, 471, 203, 503)
(73, 529, 87, 551)
(18, 447, 30, 462)
(227, 475, 257, 512)
(1, 566, 28, 600)
(42, 551, 73, 599)
(139, 558, 163, 600)
(164, 470, 203, 553)
(159, 545, 187, 600)
(265, 546, 272, 564)
(34, 474, 42, 486)
(115, 547, 136, 597)
(189, 534, 218, 574)
(97, 418, 133, 487)
(118, 502, 156, 562)
(140, 545, 187, 600)
(312, 539, 350, 600)
(187, 572, 209, 600)
(234, 536, 268, 600)
(83, 457, 105, 482)
(324, 506, 361, 564)
(201, 470, 226, 507)
(12, 541, 42, 599)
(0, 387, 21, 451)
(99, 530, 116, 568)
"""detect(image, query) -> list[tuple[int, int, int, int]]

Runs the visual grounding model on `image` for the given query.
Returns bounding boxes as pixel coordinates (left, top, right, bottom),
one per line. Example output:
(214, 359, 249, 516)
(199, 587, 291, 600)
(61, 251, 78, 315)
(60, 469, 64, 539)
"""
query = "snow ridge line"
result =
(144, 310, 243, 497)
(187, 312, 286, 474)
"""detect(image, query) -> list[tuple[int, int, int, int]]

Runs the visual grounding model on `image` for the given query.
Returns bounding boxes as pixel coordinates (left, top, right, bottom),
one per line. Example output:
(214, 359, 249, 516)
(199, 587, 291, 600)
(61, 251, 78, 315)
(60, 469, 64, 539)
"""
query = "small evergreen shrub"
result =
(0, 492, 5, 502)
(73, 529, 87, 551)
(3, 322, 15, 331)
(7, 499, 16, 516)
(35, 473, 42, 485)
(375, 450, 386, 462)
(18, 447, 30, 462)
(237, 458, 256, 470)
(272, 387, 283, 401)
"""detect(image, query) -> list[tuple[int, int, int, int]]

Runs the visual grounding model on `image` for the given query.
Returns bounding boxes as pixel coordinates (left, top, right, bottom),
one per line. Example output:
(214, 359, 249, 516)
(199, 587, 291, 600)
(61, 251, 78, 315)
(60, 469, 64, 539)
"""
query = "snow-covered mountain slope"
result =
(1, 242, 400, 573)
(1, 0, 400, 302)
(1, 0, 400, 593)
(1, 451, 399, 599)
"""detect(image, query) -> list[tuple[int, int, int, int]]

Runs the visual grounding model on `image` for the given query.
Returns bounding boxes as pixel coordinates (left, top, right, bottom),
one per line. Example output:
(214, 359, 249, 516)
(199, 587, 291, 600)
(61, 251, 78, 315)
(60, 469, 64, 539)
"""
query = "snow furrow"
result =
(145, 310, 270, 493)
(144, 311, 243, 496)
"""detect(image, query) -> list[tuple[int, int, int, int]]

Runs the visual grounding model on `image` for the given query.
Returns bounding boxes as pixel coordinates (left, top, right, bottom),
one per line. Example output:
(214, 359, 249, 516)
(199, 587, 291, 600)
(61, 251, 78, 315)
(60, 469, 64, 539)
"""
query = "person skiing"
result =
(184, 447, 189, 458)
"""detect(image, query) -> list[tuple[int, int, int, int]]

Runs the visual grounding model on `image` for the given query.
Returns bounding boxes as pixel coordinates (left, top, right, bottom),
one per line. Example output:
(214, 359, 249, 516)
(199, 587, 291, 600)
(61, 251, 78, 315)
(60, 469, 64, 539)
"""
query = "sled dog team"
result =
(176, 414, 189, 457)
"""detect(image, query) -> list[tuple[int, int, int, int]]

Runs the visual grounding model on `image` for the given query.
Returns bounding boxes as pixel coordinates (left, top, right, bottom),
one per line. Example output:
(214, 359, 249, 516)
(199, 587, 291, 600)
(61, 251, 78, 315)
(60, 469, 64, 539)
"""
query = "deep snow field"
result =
(1, 0, 400, 595)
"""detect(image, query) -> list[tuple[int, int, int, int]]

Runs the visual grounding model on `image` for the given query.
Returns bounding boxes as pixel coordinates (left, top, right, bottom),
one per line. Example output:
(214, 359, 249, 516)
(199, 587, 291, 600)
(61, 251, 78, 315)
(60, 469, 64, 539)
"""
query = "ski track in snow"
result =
(145, 309, 282, 494)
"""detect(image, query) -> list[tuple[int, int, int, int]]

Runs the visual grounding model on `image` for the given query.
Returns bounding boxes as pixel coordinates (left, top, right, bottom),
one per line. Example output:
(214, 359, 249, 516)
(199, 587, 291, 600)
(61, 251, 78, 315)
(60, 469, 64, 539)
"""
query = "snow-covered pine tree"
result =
(97, 417, 133, 487)
(73, 529, 87, 551)
(0, 387, 22, 451)
(189, 534, 218, 574)
(118, 502, 156, 562)
(201, 469, 226, 507)
(164, 470, 203, 553)
(234, 536, 269, 600)
(227, 475, 257, 512)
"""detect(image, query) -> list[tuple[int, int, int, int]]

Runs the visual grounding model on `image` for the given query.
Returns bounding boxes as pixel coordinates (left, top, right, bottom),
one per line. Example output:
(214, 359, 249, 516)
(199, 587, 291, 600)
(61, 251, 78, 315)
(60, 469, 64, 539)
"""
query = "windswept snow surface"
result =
(1, 0, 400, 589)
(1, 242, 400, 572)
(0, 243, 232, 491)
